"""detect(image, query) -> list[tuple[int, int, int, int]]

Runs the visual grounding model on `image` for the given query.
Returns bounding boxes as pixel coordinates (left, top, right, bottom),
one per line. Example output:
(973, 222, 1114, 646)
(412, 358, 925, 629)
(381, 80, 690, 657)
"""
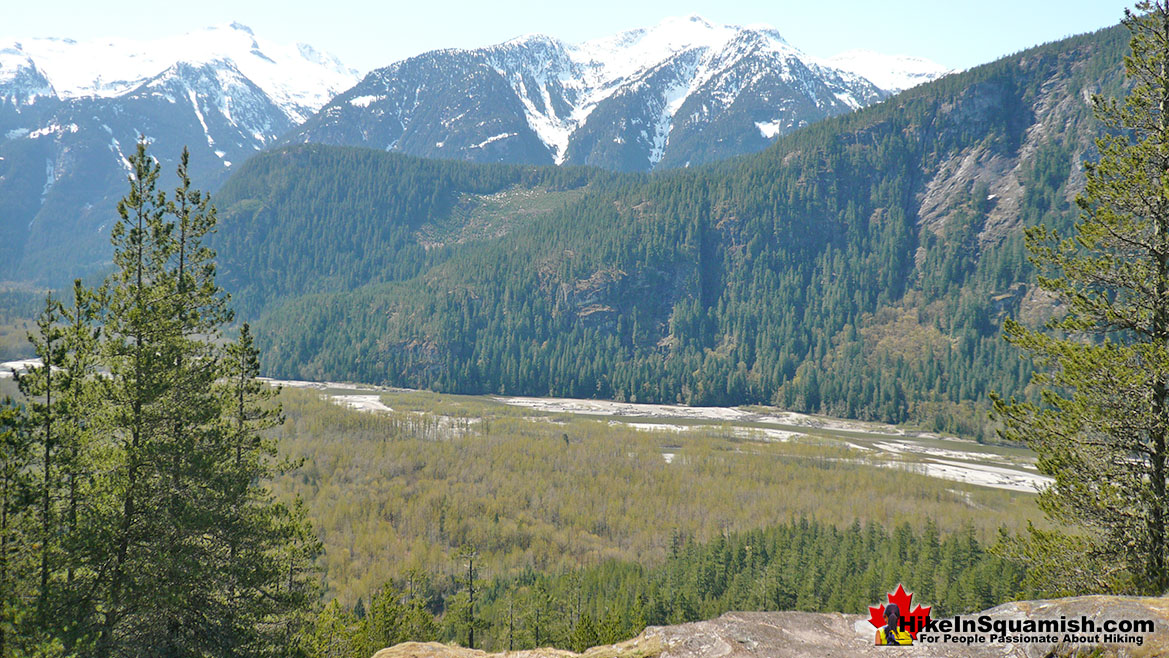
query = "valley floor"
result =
(256, 371, 1048, 495)
(1, 357, 1049, 494)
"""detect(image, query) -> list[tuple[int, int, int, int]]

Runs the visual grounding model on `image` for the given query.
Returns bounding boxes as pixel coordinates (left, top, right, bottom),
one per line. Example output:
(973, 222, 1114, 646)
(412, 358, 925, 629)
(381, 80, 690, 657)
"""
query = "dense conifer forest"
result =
(300, 518, 1025, 655)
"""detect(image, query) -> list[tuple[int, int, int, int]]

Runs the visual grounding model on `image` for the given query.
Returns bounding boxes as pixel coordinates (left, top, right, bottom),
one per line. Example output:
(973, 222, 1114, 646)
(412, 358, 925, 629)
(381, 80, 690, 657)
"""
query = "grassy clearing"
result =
(416, 186, 588, 248)
(0, 319, 34, 361)
(379, 389, 546, 419)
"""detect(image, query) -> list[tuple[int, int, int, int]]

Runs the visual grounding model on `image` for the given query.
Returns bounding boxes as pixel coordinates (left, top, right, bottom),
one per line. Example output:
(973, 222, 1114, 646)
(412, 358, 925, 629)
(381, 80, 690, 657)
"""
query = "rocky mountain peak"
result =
(228, 21, 255, 36)
(291, 15, 938, 172)
(827, 49, 951, 92)
(0, 24, 358, 282)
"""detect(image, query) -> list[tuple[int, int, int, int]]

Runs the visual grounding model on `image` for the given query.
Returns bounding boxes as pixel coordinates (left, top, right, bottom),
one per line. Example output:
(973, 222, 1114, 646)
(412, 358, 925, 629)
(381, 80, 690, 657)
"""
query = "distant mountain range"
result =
(289, 16, 948, 171)
(0, 23, 359, 281)
(0, 17, 945, 283)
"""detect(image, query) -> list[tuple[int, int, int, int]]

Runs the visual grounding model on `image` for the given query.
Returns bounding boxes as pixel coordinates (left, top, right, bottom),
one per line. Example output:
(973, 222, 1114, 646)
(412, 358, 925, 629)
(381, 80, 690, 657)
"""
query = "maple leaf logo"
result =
(867, 584, 932, 640)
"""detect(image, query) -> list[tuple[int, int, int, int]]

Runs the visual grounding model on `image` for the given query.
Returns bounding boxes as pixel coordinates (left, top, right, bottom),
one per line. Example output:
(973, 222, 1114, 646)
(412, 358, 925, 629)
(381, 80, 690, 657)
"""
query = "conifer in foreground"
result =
(3, 140, 318, 658)
(995, 0, 1169, 595)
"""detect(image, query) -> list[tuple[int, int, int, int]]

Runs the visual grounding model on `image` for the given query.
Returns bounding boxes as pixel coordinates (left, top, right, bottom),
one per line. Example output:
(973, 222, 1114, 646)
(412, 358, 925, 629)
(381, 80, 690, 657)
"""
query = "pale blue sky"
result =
(4, 0, 1134, 74)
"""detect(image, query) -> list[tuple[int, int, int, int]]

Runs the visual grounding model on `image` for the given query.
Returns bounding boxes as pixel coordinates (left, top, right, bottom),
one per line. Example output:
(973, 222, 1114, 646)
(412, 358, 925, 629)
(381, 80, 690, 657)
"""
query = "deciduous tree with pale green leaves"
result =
(994, 1, 1169, 595)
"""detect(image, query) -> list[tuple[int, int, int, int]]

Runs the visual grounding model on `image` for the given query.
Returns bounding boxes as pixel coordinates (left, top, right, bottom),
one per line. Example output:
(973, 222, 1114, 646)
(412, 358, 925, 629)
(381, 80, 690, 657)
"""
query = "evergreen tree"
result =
(15, 298, 67, 634)
(93, 136, 176, 656)
(1, 139, 320, 656)
(54, 281, 103, 652)
(301, 601, 358, 658)
(216, 323, 319, 656)
(995, 1, 1169, 594)
(454, 545, 480, 649)
(0, 400, 32, 658)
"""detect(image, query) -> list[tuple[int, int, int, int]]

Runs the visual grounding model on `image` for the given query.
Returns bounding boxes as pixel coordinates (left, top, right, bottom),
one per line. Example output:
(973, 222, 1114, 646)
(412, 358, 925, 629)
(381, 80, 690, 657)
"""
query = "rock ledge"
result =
(372, 595, 1169, 658)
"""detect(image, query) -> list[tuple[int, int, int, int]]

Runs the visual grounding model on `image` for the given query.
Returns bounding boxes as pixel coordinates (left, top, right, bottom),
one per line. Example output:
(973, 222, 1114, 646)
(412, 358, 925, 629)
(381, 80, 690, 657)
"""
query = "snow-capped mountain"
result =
(826, 50, 951, 92)
(0, 23, 359, 281)
(289, 16, 945, 172)
(2, 23, 356, 122)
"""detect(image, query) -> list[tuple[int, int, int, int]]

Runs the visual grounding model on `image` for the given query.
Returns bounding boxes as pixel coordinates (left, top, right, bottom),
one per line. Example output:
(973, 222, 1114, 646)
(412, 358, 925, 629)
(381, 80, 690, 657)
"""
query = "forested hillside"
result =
(214, 147, 621, 316)
(214, 25, 1128, 437)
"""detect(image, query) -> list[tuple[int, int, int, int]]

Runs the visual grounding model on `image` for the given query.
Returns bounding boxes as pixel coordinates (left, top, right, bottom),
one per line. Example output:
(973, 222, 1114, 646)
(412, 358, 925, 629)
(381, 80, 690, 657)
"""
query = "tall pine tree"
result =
(995, 1, 1169, 595)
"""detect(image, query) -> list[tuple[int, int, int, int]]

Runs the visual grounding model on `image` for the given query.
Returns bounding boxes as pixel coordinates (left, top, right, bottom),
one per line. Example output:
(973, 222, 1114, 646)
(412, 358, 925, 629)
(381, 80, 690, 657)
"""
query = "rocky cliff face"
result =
(371, 595, 1169, 658)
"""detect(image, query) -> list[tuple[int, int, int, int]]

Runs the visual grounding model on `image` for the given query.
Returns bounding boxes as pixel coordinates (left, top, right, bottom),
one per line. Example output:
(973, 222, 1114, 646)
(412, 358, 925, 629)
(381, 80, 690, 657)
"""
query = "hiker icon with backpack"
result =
(875, 603, 913, 645)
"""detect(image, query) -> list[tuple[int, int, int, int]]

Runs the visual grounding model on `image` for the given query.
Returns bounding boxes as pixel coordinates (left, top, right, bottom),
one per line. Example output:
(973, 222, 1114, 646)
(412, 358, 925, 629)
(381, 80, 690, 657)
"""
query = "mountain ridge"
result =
(287, 15, 946, 172)
(0, 16, 944, 284)
(0, 23, 358, 121)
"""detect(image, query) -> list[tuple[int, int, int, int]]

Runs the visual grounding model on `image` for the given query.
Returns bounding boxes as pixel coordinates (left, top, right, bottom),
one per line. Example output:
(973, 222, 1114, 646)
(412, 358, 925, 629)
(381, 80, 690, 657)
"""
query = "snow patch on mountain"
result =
(107, 136, 132, 174)
(41, 158, 54, 202)
(473, 132, 516, 149)
(349, 95, 382, 108)
(187, 88, 215, 147)
(755, 120, 781, 139)
(826, 50, 950, 92)
(27, 122, 78, 139)
(647, 58, 701, 166)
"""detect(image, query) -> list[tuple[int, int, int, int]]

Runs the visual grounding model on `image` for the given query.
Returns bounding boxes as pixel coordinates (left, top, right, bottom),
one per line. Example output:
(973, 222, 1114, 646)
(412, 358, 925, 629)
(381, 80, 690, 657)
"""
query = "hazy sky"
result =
(3, 0, 1135, 74)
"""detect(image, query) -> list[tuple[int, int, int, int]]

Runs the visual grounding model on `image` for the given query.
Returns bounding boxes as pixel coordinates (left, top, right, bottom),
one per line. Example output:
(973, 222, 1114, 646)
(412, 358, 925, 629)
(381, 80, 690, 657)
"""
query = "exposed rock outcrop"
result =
(372, 595, 1169, 658)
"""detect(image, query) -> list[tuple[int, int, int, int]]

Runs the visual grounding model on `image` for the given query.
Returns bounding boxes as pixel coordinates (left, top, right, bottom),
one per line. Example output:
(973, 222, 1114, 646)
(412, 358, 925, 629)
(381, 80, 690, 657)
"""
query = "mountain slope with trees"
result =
(213, 24, 1127, 436)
